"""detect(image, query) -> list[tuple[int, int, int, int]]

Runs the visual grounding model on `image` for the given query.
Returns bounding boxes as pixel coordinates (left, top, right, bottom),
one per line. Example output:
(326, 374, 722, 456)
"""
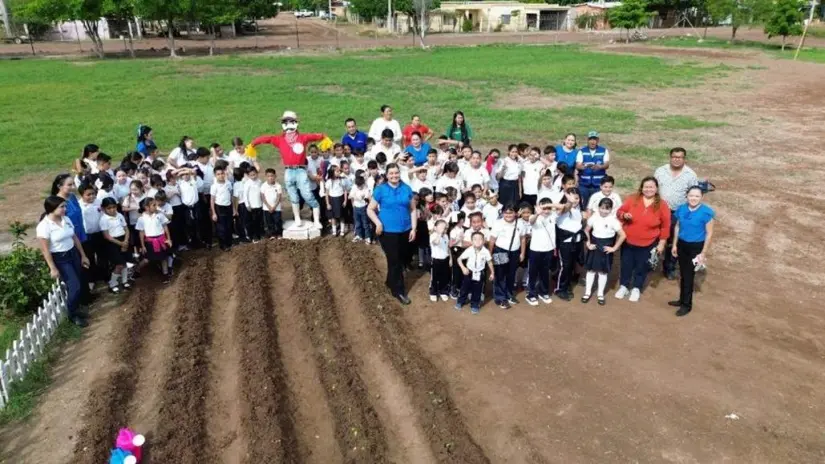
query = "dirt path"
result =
(232, 244, 300, 463)
(321, 243, 437, 464)
(284, 241, 390, 462)
(268, 248, 343, 464)
(204, 252, 245, 463)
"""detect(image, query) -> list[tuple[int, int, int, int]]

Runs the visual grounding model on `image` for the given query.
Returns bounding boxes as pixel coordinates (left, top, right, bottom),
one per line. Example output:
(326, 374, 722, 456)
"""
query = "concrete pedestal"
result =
(282, 220, 322, 240)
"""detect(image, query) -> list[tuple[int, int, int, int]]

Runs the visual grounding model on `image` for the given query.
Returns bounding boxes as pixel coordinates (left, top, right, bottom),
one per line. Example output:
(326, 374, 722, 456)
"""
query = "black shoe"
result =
(71, 316, 89, 328)
(162, 274, 172, 284)
(396, 294, 411, 305)
(597, 296, 606, 306)
(496, 300, 511, 310)
(581, 294, 591, 303)
(676, 306, 692, 317)
(555, 291, 573, 301)
(668, 300, 682, 307)
(508, 297, 519, 305)
(665, 271, 677, 281)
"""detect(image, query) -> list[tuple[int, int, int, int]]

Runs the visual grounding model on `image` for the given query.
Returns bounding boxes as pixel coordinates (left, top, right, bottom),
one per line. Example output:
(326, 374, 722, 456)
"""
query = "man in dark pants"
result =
(367, 164, 417, 305)
(654, 147, 698, 280)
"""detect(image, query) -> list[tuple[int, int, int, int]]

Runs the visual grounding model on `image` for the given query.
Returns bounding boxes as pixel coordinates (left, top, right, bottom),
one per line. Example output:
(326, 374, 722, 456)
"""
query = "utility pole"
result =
(794, 0, 819, 60)
(0, 0, 12, 37)
(387, 0, 392, 32)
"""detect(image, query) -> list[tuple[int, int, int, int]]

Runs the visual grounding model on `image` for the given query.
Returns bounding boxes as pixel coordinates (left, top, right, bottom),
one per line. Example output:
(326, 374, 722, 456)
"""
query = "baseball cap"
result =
(587, 131, 600, 139)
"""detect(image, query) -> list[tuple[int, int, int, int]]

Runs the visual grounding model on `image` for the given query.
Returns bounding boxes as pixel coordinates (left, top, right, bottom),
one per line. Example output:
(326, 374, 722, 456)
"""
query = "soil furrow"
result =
(320, 245, 436, 463)
(336, 240, 491, 463)
(268, 248, 343, 464)
(150, 257, 215, 463)
(204, 253, 246, 463)
(284, 241, 390, 463)
(234, 243, 300, 463)
(72, 279, 160, 464)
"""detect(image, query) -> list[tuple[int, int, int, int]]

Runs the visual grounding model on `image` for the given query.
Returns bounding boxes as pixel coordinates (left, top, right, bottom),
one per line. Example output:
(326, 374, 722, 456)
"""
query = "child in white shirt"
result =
(99, 197, 130, 292)
(135, 197, 172, 283)
(325, 165, 347, 236)
(525, 198, 557, 305)
(232, 167, 249, 243)
(244, 167, 264, 242)
(210, 166, 234, 250)
(455, 230, 495, 314)
(429, 219, 451, 302)
(448, 212, 466, 299)
(583, 197, 626, 305)
(261, 168, 283, 240)
(349, 174, 372, 243)
(585, 175, 623, 219)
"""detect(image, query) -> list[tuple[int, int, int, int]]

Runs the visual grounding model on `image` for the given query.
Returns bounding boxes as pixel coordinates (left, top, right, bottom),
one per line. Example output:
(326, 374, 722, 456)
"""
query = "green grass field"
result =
(0, 44, 722, 186)
(655, 36, 825, 63)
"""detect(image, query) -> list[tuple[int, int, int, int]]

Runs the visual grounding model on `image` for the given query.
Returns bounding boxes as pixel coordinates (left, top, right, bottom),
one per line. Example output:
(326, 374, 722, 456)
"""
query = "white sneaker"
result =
(365, 238, 372, 244)
(429, 295, 437, 302)
(339, 229, 346, 237)
(628, 288, 641, 302)
(352, 236, 362, 243)
(538, 294, 552, 304)
(440, 294, 449, 302)
(614, 286, 629, 299)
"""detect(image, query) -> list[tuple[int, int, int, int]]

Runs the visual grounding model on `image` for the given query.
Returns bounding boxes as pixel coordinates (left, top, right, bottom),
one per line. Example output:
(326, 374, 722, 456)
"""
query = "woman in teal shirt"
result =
(446, 111, 473, 147)
(669, 186, 715, 317)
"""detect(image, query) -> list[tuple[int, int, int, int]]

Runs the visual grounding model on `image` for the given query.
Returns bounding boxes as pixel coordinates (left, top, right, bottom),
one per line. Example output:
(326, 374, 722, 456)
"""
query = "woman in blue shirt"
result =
(669, 186, 715, 317)
(368, 163, 417, 305)
(404, 132, 431, 167)
(136, 124, 158, 158)
(554, 133, 578, 175)
(52, 173, 96, 308)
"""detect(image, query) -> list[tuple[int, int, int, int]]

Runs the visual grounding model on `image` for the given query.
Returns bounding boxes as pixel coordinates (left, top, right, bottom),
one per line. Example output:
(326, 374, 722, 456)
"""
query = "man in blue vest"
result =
(575, 131, 611, 208)
(341, 118, 368, 154)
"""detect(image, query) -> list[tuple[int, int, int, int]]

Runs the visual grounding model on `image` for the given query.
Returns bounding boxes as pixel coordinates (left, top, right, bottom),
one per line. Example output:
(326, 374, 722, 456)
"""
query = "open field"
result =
(1, 40, 825, 462)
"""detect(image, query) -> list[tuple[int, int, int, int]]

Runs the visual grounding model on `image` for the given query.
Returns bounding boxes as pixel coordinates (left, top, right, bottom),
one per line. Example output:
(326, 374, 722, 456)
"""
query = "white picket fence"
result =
(0, 280, 68, 410)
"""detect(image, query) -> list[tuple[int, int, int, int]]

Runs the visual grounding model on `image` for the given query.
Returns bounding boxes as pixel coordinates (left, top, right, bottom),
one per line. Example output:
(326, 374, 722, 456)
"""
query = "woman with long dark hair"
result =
(445, 111, 473, 147)
(615, 176, 671, 303)
(36, 195, 91, 327)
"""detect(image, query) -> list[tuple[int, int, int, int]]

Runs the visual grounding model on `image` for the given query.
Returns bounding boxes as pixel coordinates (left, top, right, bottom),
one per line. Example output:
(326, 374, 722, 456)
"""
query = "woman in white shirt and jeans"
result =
(36, 196, 91, 327)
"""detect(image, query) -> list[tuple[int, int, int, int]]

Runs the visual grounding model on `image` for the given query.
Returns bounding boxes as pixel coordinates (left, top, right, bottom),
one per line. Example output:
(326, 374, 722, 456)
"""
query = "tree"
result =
(69, 0, 107, 57)
(607, 0, 651, 41)
(137, 0, 190, 56)
(102, 0, 137, 57)
(765, 0, 804, 49)
(198, 0, 242, 54)
(395, 0, 438, 47)
(706, 0, 770, 40)
(350, 0, 385, 21)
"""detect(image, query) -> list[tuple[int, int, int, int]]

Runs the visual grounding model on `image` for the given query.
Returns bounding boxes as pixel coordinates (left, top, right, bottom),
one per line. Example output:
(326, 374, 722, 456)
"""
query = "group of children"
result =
(69, 128, 627, 311)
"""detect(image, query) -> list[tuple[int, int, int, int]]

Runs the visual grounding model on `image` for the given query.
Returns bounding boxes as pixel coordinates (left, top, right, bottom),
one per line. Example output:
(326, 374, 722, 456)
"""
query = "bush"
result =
(494, 23, 503, 32)
(0, 222, 52, 316)
(462, 18, 473, 32)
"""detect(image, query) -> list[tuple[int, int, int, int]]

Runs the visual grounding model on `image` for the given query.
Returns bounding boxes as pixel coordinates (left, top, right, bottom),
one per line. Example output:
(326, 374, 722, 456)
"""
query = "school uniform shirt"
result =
(449, 225, 465, 247)
(410, 178, 433, 195)
(325, 179, 345, 198)
(99, 213, 127, 238)
(82, 158, 98, 174)
(529, 213, 557, 252)
(195, 161, 214, 194)
(96, 190, 114, 204)
(80, 200, 102, 234)
(557, 207, 584, 243)
(460, 166, 491, 191)
(522, 160, 544, 195)
(675, 203, 714, 243)
(123, 194, 145, 225)
(491, 219, 523, 251)
(113, 181, 131, 202)
(587, 191, 623, 215)
(459, 246, 492, 273)
(146, 187, 159, 199)
(211, 182, 233, 207)
(158, 202, 174, 218)
(350, 158, 369, 175)
(233, 180, 246, 205)
(36, 216, 76, 253)
(500, 157, 522, 181)
(261, 182, 283, 211)
(367, 143, 402, 162)
(227, 150, 251, 170)
(458, 205, 481, 227)
(135, 213, 169, 238)
(244, 179, 264, 209)
(179, 178, 201, 206)
(462, 227, 491, 245)
(398, 165, 412, 185)
(430, 234, 450, 260)
(588, 213, 622, 239)
(482, 203, 502, 227)
(164, 184, 183, 207)
(518, 218, 532, 237)
(538, 187, 555, 202)
(306, 156, 324, 191)
(327, 156, 347, 168)
(435, 175, 463, 194)
(349, 185, 370, 208)
(168, 147, 196, 167)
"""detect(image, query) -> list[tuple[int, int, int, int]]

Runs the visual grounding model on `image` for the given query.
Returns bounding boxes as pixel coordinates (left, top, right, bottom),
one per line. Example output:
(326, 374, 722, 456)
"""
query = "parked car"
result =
(2, 34, 30, 44)
(318, 11, 338, 20)
(294, 10, 314, 18)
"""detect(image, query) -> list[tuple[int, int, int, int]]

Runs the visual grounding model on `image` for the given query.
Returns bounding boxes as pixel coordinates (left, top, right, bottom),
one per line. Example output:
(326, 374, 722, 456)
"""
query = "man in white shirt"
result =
(654, 147, 699, 280)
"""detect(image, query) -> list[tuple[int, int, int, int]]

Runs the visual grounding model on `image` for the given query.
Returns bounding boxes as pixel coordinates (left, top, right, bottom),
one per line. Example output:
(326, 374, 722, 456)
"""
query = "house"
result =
(44, 20, 114, 41)
(427, 1, 573, 33)
(569, 2, 622, 30)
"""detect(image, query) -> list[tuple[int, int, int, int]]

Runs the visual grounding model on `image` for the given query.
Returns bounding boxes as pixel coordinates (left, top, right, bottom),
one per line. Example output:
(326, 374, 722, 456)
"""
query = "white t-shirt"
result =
(500, 157, 522, 181)
(135, 212, 169, 237)
(233, 180, 246, 205)
(168, 147, 195, 167)
(164, 184, 182, 207)
(261, 182, 283, 211)
(410, 178, 433, 195)
(244, 179, 263, 209)
(99, 213, 127, 238)
(158, 202, 173, 218)
(522, 160, 544, 195)
(462, 227, 490, 246)
(179, 178, 201, 206)
(449, 225, 465, 247)
(482, 203, 502, 228)
(529, 213, 557, 252)
(325, 179, 345, 198)
(227, 149, 251, 170)
(349, 185, 371, 208)
(537, 186, 555, 202)
(458, 205, 482, 227)
(430, 233, 449, 260)
(458, 246, 492, 273)
(460, 166, 490, 191)
(557, 207, 583, 243)
(211, 182, 233, 207)
(367, 143, 402, 162)
(588, 213, 623, 239)
(123, 194, 145, 225)
(113, 181, 131, 202)
(36, 216, 76, 253)
(368, 118, 402, 143)
(491, 219, 523, 251)
(80, 200, 102, 234)
(351, 158, 369, 175)
(195, 161, 214, 193)
(587, 191, 623, 215)
(435, 175, 463, 194)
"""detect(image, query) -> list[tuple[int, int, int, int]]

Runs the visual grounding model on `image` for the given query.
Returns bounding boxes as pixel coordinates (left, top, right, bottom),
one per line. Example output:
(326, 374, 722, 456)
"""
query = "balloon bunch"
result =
(109, 428, 146, 464)
(244, 143, 258, 159)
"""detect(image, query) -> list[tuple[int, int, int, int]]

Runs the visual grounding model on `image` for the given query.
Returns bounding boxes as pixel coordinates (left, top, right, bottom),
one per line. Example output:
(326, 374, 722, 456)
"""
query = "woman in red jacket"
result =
(615, 176, 671, 302)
